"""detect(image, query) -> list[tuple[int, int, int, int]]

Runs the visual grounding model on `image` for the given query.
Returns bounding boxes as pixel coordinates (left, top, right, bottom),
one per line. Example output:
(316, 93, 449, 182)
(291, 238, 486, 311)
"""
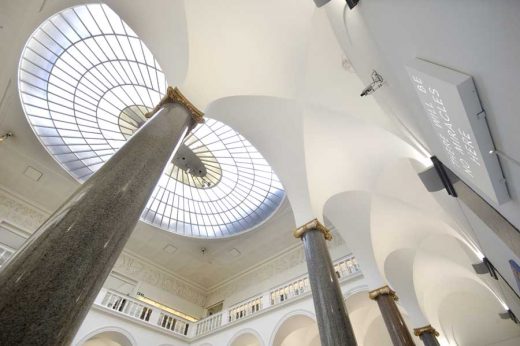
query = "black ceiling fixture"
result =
(313, 0, 359, 9)
(346, 0, 359, 9)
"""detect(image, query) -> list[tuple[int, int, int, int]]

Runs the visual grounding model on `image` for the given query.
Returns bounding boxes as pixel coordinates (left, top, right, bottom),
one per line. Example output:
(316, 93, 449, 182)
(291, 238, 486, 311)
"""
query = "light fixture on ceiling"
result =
(345, 0, 359, 9)
(360, 70, 384, 97)
(499, 309, 519, 324)
(0, 131, 14, 143)
(200, 247, 213, 264)
(472, 257, 498, 280)
(312, 0, 358, 9)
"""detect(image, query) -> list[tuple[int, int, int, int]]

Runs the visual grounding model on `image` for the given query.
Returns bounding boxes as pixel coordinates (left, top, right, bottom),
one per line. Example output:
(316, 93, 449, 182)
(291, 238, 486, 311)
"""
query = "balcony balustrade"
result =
(93, 255, 361, 339)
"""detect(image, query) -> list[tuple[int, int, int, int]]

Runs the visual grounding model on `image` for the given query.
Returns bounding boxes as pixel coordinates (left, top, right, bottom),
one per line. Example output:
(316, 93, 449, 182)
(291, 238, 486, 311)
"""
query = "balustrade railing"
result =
(94, 255, 360, 339)
(158, 312, 190, 336)
(101, 291, 153, 322)
(334, 256, 360, 278)
(228, 296, 262, 323)
(270, 276, 310, 306)
(195, 312, 222, 336)
(98, 289, 191, 337)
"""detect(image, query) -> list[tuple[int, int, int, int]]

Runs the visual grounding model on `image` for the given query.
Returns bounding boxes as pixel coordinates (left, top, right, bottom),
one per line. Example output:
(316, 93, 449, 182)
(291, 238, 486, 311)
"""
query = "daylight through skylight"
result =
(19, 3, 285, 238)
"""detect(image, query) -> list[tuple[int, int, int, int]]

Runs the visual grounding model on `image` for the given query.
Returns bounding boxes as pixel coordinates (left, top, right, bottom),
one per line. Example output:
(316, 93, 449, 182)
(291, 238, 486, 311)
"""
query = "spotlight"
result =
(312, 0, 359, 9)
(472, 257, 498, 280)
(0, 131, 14, 143)
(346, 0, 359, 9)
(499, 309, 519, 324)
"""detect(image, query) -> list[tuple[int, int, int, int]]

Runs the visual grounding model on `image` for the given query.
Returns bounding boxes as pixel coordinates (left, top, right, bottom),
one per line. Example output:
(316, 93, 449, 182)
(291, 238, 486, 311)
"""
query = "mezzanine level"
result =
(83, 254, 361, 344)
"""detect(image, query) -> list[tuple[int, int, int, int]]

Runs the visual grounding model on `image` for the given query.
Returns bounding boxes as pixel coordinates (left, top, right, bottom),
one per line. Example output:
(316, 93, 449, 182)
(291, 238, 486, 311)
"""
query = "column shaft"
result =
(301, 229, 357, 346)
(419, 332, 440, 346)
(0, 103, 194, 345)
(414, 325, 440, 346)
(370, 287, 415, 346)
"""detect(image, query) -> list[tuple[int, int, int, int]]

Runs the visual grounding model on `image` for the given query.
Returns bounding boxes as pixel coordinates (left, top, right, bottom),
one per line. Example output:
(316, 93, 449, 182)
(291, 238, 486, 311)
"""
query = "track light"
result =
(345, 0, 359, 9)
(0, 131, 14, 143)
(472, 257, 498, 280)
(499, 309, 519, 324)
(312, 0, 359, 9)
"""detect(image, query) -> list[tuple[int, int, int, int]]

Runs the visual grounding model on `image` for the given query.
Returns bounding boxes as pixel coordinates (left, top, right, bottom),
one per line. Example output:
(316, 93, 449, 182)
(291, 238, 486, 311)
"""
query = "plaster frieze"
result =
(0, 189, 48, 232)
(113, 252, 207, 306)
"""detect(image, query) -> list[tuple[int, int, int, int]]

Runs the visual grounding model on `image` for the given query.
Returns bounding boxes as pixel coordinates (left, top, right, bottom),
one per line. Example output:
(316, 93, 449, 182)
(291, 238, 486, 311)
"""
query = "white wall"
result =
(72, 308, 189, 346)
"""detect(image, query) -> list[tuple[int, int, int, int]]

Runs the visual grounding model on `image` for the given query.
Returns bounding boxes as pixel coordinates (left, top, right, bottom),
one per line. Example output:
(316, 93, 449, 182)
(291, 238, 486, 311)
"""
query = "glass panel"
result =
(19, 3, 284, 238)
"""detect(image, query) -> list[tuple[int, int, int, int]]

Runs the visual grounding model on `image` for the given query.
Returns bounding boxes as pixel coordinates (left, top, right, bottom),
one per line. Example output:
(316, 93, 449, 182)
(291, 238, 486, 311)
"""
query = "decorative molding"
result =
(123, 248, 207, 292)
(293, 218, 332, 241)
(414, 324, 440, 337)
(113, 252, 207, 307)
(145, 86, 204, 124)
(368, 285, 398, 301)
(0, 188, 48, 232)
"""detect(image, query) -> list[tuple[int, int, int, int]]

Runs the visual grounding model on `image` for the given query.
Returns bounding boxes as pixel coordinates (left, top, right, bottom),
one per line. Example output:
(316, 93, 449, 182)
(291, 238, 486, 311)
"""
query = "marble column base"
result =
(300, 226, 357, 346)
(369, 286, 415, 346)
(0, 104, 193, 345)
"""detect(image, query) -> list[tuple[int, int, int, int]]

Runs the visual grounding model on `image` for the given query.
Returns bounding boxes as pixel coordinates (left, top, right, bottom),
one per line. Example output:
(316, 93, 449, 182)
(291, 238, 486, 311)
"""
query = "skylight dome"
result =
(19, 4, 285, 238)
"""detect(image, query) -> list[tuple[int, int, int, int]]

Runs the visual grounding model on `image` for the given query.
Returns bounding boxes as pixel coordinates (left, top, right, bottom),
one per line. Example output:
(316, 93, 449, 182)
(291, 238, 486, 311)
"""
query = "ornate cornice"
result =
(145, 86, 204, 124)
(368, 285, 398, 301)
(293, 218, 333, 241)
(414, 324, 440, 337)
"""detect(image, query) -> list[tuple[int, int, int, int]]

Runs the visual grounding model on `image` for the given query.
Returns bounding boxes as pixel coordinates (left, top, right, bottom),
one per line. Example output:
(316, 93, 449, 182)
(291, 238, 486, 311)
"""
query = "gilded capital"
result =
(145, 86, 204, 124)
(414, 325, 439, 337)
(293, 218, 332, 241)
(368, 285, 398, 301)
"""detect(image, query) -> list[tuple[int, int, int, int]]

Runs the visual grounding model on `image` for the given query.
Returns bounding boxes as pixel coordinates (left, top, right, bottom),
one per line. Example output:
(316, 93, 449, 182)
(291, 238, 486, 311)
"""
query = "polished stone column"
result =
(369, 286, 415, 346)
(0, 87, 203, 345)
(414, 325, 440, 346)
(294, 219, 357, 346)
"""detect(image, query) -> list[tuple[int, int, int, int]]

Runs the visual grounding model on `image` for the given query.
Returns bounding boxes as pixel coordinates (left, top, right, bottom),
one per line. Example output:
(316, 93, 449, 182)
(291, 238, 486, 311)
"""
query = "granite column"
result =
(369, 286, 415, 346)
(414, 325, 440, 346)
(0, 87, 203, 345)
(294, 219, 357, 346)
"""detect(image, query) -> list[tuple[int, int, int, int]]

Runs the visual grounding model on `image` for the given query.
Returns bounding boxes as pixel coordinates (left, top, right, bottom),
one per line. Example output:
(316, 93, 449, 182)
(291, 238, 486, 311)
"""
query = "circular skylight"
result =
(18, 4, 285, 238)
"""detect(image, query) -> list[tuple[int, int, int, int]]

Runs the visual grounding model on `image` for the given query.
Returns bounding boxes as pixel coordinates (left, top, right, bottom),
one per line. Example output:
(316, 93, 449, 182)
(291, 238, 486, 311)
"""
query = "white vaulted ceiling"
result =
(0, 0, 384, 288)
(2, 8, 520, 343)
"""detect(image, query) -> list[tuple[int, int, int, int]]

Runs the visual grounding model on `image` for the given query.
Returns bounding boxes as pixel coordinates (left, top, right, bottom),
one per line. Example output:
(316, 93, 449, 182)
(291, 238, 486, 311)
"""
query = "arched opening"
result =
(230, 331, 262, 346)
(80, 331, 133, 346)
(271, 314, 319, 346)
(414, 234, 520, 345)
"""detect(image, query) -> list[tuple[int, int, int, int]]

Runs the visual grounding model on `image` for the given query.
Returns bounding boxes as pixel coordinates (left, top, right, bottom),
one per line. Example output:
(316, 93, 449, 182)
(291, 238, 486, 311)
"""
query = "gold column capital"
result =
(368, 285, 399, 301)
(145, 86, 204, 124)
(413, 324, 439, 337)
(293, 218, 332, 241)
